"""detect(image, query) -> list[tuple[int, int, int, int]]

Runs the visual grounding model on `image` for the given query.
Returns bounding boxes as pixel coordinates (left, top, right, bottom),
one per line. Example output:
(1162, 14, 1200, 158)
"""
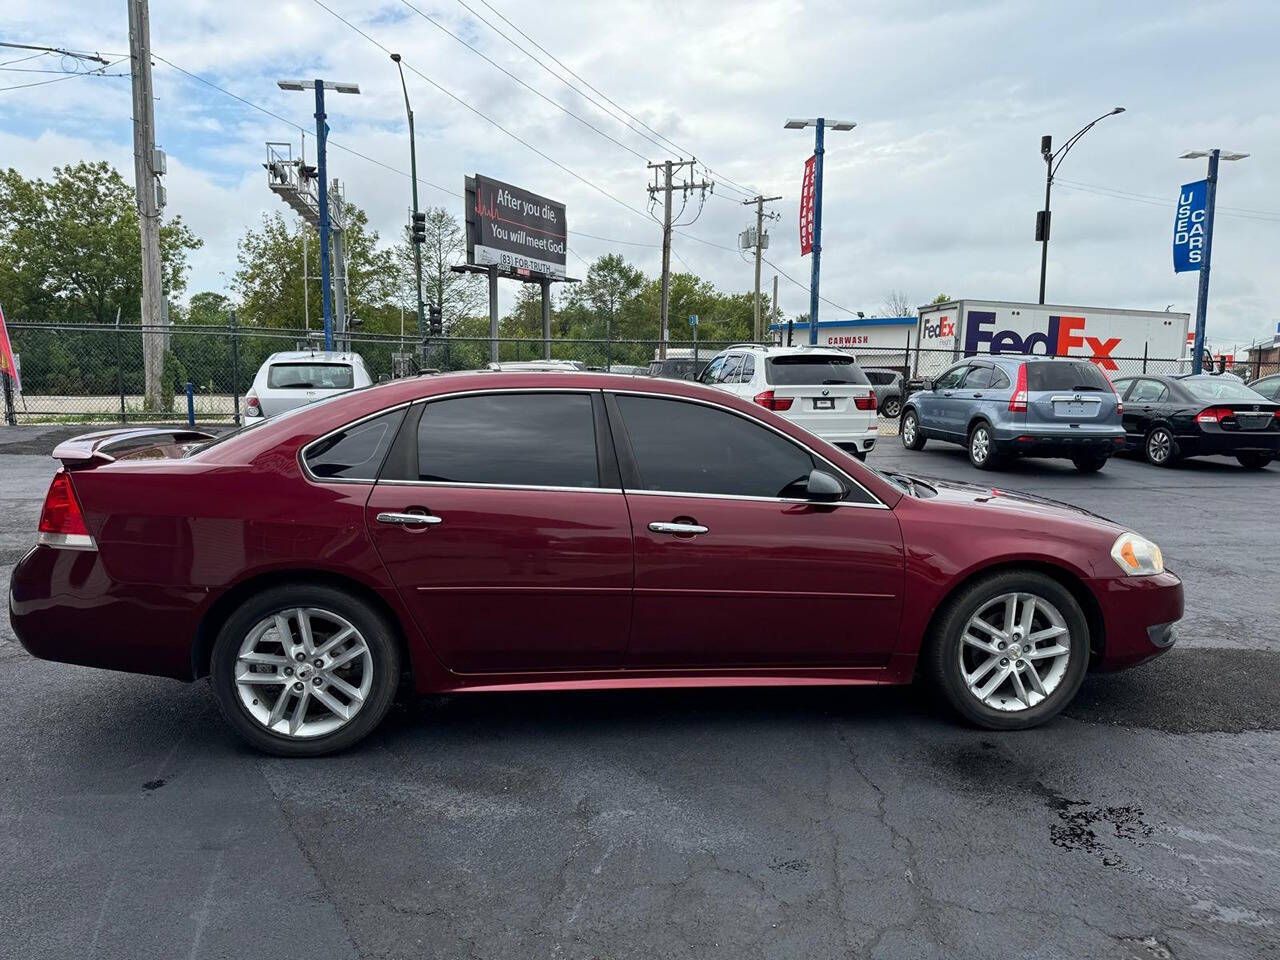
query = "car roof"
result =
(717, 344, 853, 358)
(266, 350, 363, 363)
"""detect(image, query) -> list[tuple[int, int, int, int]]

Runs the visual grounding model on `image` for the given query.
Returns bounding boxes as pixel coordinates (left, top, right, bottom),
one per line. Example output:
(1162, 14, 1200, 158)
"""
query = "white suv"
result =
(244, 350, 373, 420)
(698, 345, 879, 458)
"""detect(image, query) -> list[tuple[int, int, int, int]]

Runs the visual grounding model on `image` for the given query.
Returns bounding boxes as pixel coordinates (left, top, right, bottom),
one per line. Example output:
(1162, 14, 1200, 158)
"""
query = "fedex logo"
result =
(964, 311, 1121, 370)
(922, 315, 955, 339)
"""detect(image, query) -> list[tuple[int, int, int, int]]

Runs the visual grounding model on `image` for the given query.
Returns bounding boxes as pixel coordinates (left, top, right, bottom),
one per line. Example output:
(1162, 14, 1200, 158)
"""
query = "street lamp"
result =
(277, 79, 360, 351)
(1179, 148, 1249, 373)
(1036, 106, 1125, 304)
(784, 118, 856, 343)
(389, 54, 426, 347)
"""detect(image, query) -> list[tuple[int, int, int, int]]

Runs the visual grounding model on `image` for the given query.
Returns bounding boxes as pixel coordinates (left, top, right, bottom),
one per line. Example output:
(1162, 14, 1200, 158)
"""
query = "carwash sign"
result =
(964, 311, 1122, 370)
(1173, 179, 1208, 273)
(466, 175, 567, 279)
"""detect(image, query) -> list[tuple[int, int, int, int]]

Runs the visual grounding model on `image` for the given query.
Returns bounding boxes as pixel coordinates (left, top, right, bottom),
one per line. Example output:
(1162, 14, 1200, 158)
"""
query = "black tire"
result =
(901, 408, 926, 451)
(967, 422, 1000, 470)
(1236, 452, 1273, 470)
(924, 570, 1091, 731)
(1144, 426, 1176, 467)
(850, 448, 867, 462)
(1071, 453, 1108, 473)
(881, 397, 901, 419)
(209, 584, 402, 757)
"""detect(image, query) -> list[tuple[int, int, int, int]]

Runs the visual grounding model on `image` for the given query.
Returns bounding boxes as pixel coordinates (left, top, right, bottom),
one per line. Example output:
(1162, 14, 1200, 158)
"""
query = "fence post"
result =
(903, 331, 911, 379)
(185, 382, 195, 426)
(1142, 342, 1148, 374)
(2, 372, 15, 427)
(115, 320, 127, 423)
(230, 310, 241, 426)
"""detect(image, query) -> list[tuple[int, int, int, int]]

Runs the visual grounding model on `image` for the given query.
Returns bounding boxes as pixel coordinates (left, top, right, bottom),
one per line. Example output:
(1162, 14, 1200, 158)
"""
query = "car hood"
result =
(901, 472, 1118, 527)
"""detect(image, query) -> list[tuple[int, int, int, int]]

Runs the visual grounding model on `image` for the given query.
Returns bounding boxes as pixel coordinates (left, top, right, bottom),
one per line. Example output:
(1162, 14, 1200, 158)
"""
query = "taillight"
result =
(1196, 407, 1232, 424)
(37, 469, 95, 549)
(245, 391, 262, 416)
(854, 394, 877, 411)
(753, 390, 793, 411)
(1009, 363, 1028, 413)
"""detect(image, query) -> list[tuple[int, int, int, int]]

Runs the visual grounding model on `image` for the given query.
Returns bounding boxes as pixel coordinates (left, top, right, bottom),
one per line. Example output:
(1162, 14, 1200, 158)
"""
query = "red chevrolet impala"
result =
(9, 372, 1182, 755)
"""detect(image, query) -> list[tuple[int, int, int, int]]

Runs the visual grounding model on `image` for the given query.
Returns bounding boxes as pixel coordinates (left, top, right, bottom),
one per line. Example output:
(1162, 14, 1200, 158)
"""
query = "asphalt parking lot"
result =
(2, 425, 1278, 960)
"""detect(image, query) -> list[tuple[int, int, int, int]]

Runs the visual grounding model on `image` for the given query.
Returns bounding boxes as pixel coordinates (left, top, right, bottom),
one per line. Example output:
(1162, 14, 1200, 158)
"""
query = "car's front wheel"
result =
(967, 422, 999, 470)
(881, 397, 901, 419)
(925, 571, 1090, 730)
(210, 584, 402, 756)
(901, 409, 926, 450)
(1236, 452, 1273, 470)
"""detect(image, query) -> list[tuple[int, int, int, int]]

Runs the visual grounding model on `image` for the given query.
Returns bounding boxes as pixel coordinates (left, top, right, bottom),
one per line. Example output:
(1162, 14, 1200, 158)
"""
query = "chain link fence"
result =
(4, 321, 1277, 425)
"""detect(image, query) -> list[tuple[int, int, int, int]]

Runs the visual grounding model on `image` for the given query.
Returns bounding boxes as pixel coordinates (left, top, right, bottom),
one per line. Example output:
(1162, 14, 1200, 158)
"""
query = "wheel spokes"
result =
(960, 591, 1072, 712)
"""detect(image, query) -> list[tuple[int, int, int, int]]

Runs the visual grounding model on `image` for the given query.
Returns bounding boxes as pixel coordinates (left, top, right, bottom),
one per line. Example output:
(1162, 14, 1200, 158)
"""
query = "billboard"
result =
(1173, 179, 1207, 273)
(465, 175, 567, 279)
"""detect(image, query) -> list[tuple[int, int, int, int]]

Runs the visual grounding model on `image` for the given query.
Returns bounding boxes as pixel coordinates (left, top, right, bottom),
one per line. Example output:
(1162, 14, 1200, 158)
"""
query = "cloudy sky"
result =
(3, 0, 1278, 348)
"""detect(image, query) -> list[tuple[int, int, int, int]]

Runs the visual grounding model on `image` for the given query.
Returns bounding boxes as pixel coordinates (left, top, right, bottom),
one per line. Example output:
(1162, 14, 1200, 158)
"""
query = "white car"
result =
(698, 345, 879, 458)
(244, 351, 372, 420)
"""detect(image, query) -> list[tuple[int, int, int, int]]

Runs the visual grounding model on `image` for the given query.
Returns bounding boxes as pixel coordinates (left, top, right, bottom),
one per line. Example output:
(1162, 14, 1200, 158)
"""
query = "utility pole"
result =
(772, 274, 779, 341)
(648, 160, 711, 358)
(742, 194, 781, 340)
(128, 0, 165, 410)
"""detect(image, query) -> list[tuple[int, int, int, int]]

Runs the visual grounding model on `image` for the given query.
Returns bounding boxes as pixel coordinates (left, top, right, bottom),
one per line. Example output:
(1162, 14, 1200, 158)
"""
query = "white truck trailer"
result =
(915, 300, 1190, 375)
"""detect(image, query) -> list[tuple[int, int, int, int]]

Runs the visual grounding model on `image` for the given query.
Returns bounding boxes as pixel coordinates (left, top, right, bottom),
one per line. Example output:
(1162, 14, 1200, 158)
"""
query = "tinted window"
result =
(268, 363, 354, 390)
(616, 395, 843, 500)
(1129, 379, 1168, 403)
(417, 393, 598, 488)
(305, 408, 404, 480)
(699, 356, 726, 384)
(1252, 377, 1280, 400)
(739, 354, 756, 382)
(1025, 361, 1110, 392)
(1182, 378, 1271, 402)
(767, 355, 869, 385)
(933, 365, 968, 390)
(960, 366, 996, 389)
(719, 355, 745, 383)
(990, 368, 1011, 389)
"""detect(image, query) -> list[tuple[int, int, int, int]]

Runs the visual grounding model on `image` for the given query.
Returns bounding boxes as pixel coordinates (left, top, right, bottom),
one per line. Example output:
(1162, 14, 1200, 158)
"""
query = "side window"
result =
(739, 354, 756, 383)
(415, 393, 599, 488)
(1114, 379, 1134, 400)
(719, 355, 744, 384)
(615, 395, 871, 502)
(990, 368, 1011, 389)
(960, 365, 996, 389)
(305, 408, 405, 480)
(699, 356, 726, 384)
(934, 365, 968, 390)
(1130, 380, 1168, 403)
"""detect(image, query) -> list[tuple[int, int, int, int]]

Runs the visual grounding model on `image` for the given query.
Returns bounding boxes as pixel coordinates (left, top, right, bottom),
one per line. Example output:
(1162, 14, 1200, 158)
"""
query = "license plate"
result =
(1237, 414, 1270, 430)
(1054, 401, 1093, 418)
(812, 398, 835, 410)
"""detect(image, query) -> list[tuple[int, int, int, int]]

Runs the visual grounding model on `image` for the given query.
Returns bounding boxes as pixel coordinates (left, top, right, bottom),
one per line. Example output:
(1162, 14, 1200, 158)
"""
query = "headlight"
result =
(1110, 532, 1164, 576)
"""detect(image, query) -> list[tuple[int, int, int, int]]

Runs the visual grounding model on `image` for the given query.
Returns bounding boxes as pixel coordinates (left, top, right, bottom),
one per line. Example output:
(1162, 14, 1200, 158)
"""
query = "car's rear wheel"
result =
(926, 571, 1090, 730)
(1071, 453, 1108, 473)
(881, 397, 901, 419)
(901, 409, 926, 450)
(1236, 452, 1273, 470)
(967, 422, 999, 470)
(1144, 426, 1176, 466)
(210, 584, 401, 756)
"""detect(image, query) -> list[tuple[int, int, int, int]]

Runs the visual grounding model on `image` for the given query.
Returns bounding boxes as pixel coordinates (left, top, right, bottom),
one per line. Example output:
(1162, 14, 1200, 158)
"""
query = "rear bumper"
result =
(1087, 570, 1184, 671)
(1168, 431, 1280, 457)
(993, 432, 1127, 457)
(805, 423, 879, 452)
(8, 545, 202, 681)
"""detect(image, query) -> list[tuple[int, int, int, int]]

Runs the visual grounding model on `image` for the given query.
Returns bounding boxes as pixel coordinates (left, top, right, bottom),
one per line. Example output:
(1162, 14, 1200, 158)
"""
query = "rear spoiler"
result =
(52, 427, 217, 468)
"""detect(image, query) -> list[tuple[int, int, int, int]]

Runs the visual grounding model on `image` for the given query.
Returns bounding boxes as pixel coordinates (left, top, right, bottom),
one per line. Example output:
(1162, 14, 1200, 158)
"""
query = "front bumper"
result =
(1086, 570, 1184, 671)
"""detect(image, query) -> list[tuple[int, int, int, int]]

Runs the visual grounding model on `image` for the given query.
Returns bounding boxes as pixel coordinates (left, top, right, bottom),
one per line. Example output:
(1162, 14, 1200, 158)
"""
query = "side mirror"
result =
(920, 378, 935, 392)
(805, 468, 845, 502)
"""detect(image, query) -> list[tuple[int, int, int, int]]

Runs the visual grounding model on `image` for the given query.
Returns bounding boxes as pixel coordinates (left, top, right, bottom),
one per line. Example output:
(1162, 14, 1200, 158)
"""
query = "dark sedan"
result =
(1113, 374, 1280, 468)
(10, 372, 1182, 756)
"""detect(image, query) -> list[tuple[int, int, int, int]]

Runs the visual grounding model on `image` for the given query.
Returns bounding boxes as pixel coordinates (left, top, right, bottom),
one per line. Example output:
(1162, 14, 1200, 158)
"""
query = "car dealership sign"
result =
(465, 175, 567, 279)
(1173, 179, 1208, 273)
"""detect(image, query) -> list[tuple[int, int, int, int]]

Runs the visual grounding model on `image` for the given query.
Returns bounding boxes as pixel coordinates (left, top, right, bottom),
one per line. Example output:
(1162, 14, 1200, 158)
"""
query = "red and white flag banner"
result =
(799, 154, 816, 256)
(0, 303, 19, 393)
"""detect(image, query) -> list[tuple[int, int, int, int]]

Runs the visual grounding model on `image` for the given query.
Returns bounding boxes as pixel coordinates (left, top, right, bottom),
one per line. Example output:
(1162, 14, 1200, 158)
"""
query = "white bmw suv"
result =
(698, 345, 879, 458)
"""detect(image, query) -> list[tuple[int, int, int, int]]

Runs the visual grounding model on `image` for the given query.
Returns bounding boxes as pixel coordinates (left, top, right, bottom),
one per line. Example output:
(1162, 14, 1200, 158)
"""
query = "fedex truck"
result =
(916, 300, 1189, 374)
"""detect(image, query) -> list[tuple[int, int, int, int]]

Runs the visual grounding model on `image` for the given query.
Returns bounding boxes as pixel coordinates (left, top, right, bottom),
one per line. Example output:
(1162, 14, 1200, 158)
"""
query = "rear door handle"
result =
(942, 391, 954, 397)
(377, 511, 443, 526)
(648, 521, 709, 536)
(972, 392, 984, 398)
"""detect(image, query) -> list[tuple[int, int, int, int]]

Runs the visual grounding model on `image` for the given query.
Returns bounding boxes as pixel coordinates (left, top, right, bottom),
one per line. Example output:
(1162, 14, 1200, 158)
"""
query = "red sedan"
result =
(9, 372, 1182, 756)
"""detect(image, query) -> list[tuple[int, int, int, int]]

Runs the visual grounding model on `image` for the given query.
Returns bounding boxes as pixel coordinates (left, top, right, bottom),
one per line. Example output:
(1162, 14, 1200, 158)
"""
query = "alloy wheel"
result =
(970, 426, 991, 465)
(957, 592, 1072, 712)
(902, 414, 916, 445)
(883, 398, 901, 419)
(234, 607, 374, 739)
(1146, 428, 1172, 465)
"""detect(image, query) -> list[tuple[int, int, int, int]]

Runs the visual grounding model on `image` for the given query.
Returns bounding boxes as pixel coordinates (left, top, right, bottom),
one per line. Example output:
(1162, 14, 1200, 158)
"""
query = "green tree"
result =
(0, 160, 200, 325)
(392, 207, 486, 334)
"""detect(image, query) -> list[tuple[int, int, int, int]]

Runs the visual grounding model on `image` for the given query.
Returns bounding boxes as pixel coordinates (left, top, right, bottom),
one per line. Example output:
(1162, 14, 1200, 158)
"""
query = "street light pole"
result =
(1036, 107, 1125, 304)
(278, 79, 361, 351)
(391, 54, 425, 344)
(785, 118, 855, 343)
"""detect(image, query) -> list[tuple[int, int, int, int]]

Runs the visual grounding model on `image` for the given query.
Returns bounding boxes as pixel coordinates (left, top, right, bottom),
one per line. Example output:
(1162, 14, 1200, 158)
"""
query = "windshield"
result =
(1025, 361, 1111, 392)
(267, 362, 354, 390)
(1183, 378, 1271, 402)
(767, 355, 870, 386)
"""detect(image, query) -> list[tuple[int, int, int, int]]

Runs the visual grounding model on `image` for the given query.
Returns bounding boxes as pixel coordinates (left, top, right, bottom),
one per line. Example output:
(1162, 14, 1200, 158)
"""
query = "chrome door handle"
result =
(648, 521, 709, 536)
(377, 512, 442, 526)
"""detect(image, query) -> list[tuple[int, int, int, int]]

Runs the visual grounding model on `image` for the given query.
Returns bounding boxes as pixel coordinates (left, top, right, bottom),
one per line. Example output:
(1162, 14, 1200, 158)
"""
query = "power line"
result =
(0, 56, 128, 92)
(1056, 178, 1280, 223)
(395, 0, 650, 163)
(762, 255, 861, 317)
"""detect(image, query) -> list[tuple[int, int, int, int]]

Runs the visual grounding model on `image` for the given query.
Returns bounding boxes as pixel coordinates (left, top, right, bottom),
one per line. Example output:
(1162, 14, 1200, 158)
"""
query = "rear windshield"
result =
(1025, 361, 1111, 392)
(268, 363, 354, 390)
(767, 355, 870, 386)
(1182, 378, 1270, 402)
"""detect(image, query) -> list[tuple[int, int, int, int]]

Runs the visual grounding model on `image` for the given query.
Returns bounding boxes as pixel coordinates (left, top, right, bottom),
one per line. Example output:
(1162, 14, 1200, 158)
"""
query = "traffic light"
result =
(410, 211, 426, 244)
(428, 304, 442, 336)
